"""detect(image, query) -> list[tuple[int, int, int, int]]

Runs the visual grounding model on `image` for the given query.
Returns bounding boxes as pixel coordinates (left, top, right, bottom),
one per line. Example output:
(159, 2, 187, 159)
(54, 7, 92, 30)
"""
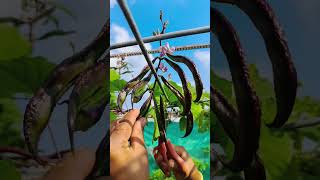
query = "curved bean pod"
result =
(159, 95, 166, 131)
(164, 58, 192, 116)
(123, 57, 158, 90)
(210, 86, 238, 142)
(160, 75, 184, 105)
(211, 86, 266, 178)
(167, 54, 203, 102)
(131, 73, 152, 103)
(182, 112, 194, 138)
(117, 58, 158, 111)
(215, 0, 298, 128)
(139, 92, 153, 118)
(244, 155, 266, 180)
(67, 61, 109, 152)
(132, 89, 148, 103)
(212, 8, 261, 171)
(23, 21, 109, 156)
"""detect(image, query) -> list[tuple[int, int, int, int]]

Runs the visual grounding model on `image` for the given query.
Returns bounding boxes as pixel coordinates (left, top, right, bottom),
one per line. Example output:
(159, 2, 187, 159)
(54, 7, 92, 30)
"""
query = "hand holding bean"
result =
(154, 141, 203, 180)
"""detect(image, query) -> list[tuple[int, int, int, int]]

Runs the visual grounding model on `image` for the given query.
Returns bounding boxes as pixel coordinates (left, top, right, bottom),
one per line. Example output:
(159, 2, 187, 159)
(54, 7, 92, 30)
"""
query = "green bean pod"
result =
(167, 54, 203, 102)
(212, 8, 261, 171)
(164, 58, 192, 116)
(23, 21, 109, 156)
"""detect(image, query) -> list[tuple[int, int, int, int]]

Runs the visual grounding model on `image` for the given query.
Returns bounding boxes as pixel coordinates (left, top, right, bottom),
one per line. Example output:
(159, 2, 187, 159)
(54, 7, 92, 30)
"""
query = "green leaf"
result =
(0, 160, 21, 180)
(0, 98, 24, 147)
(110, 111, 117, 123)
(110, 79, 127, 92)
(211, 69, 233, 99)
(0, 24, 31, 60)
(259, 125, 294, 179)
(110, 69, 120, 81)
(0, 56, 55, 97)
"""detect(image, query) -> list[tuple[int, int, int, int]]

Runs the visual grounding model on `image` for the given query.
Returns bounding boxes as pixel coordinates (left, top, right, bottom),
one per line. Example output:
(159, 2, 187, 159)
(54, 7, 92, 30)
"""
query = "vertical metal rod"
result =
(117, 0, 169, 100)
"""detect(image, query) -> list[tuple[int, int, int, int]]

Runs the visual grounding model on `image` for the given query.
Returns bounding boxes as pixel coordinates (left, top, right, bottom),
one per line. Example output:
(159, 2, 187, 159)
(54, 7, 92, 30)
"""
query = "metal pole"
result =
(110, 26, 210, 50)
(117, 0, 169, 100)
(110, 44, 210, 58)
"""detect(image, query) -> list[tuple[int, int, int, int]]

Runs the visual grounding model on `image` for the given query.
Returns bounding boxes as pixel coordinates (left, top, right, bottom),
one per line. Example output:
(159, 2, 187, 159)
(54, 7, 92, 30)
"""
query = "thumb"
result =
(130, 117, 147, 150)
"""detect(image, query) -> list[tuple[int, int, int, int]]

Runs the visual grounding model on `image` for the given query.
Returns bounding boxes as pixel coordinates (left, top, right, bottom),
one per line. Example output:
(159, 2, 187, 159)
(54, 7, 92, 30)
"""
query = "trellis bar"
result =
(117, 0, 169, 100)
(110, 44, 210, 58)
(110, 26, 210, 50)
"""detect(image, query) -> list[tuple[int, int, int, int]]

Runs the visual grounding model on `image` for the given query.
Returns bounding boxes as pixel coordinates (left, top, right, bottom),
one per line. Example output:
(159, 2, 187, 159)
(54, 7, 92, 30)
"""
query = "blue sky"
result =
(110, 0, 210, 95)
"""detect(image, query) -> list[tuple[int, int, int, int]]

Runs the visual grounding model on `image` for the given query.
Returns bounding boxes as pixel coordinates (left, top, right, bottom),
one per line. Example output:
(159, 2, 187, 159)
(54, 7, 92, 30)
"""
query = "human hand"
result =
(154, 141, 203, 180)
(110, 109, 149, 180)
(42, 149, 96, 180)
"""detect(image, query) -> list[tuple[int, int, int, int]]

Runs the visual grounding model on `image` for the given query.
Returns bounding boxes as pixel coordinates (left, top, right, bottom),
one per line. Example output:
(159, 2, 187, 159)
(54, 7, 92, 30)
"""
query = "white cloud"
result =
(110, 0, 117, 8)
(110, 23, 153, 81)
(194, 50, 210, 68)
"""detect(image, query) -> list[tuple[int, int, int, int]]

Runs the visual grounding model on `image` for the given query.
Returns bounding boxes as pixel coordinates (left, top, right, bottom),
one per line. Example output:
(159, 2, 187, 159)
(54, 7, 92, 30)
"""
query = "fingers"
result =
(168, 159, 179, 172)
(130, 117, 147, 151)
(43, 149, 95, 180)
(110, 109, 140, 143)
(166, 140, 184, 165)
(154, 152, 171, 177)
(174, 146, 189, 161)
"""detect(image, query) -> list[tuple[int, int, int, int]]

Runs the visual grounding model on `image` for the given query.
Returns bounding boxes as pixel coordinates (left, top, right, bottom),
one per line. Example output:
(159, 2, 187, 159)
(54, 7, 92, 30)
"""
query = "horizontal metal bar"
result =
(110, 44, 210, 58)
(110, 26, 210, 50)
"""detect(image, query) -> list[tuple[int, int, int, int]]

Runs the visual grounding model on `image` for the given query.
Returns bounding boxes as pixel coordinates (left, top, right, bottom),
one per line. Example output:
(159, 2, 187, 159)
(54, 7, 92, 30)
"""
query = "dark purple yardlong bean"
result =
(214, 0, 298, 128)
(67, 61, 108, 152)
(23, 21, 109, 156)
(167, 54, 203, 102)
(160, 75, 184, 105)
(164, 58, 192, 116)
(212, 8, 261, 171)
